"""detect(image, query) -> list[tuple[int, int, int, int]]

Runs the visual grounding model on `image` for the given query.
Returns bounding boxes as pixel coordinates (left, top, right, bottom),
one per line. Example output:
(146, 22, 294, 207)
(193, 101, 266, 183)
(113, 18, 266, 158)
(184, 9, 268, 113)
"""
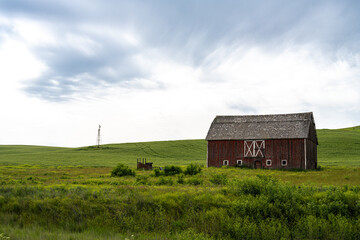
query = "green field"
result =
(317, 126, 360, 166)
(0, 126, 359, 239)
(0, 140, 206, 167)
(1, 126, 359, 167)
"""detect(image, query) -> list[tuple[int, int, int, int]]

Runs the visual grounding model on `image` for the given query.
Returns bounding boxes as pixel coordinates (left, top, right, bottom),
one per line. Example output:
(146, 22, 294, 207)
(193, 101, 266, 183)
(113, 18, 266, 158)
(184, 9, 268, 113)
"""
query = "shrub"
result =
(175, 228, 214, 240)
(235, 163, 251, 169)
(184, 163, 202, 175)
(210, 174, 228, 185)
(164, 165, 183, 176)
(316, 165, 323, 171)
(177, 173, 185, 184)
(0, 233, 10, 240)
(187, 176, 203, 186)
(231, 178, 262, 196)
(156, 177, 174, 186)
(111, 163, 135, 177)
(154, 168, 163, 177)
(136, 175, 150, 185)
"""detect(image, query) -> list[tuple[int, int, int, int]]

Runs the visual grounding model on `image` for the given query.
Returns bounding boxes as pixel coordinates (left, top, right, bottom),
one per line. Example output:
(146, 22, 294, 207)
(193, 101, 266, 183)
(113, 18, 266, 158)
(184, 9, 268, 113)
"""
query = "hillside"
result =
(317, 126, 360, 166)
(0, 140, 207, 167)
(0, 126, 359, 167)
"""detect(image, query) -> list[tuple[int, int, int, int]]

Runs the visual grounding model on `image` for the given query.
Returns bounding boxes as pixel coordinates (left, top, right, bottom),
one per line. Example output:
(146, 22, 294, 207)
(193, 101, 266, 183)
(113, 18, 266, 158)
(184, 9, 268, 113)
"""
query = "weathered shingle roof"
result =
(206, 112, 318, 144)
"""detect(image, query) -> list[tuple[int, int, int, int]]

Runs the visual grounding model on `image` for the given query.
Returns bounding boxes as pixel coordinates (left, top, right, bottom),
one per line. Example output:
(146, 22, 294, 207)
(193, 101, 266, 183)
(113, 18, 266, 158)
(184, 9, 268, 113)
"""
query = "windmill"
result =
(96, 125, 101, 148)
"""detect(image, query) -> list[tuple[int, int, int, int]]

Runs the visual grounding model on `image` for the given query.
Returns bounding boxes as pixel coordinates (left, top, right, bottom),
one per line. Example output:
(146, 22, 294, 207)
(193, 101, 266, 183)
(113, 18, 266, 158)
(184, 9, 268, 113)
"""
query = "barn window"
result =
(281, 160, 287, 166)
(223, 160, 229, 166)
(237, 160, 243, 166)
(244, 140, 265, 157)
(266, 159, 272, 166)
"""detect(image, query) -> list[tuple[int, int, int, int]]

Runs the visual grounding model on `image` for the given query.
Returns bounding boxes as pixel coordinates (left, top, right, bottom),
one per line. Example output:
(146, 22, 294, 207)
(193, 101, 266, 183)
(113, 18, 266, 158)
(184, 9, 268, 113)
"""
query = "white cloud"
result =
(95, 45, 359, 145)
(80, 24, 141, 47)
(1, 34, 359, 147)
(0, 39, 46, 97)
(13, 18, 58, 47)
(65, 33, 101, 57)
(201, 45, 360, 115)
(1, 1, 360, 147)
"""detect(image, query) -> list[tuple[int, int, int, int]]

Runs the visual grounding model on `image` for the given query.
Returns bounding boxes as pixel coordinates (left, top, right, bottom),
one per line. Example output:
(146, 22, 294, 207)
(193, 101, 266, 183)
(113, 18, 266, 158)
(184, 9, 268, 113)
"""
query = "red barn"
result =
(205, 112, 318, 169)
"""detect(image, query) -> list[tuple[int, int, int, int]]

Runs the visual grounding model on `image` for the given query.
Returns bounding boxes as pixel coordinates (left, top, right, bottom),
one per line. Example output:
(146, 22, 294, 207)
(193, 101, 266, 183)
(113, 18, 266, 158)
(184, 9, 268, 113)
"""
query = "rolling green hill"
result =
(0, 126, 359, 167)
(0, 140, 207, 167)
(317, 125, 360, 166)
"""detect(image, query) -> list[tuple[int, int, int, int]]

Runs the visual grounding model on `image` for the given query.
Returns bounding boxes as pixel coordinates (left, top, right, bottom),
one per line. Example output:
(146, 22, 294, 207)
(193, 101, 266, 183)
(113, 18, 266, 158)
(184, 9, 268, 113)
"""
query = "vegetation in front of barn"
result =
(1, 165, 360, 239)
(0, 126, 359, 239)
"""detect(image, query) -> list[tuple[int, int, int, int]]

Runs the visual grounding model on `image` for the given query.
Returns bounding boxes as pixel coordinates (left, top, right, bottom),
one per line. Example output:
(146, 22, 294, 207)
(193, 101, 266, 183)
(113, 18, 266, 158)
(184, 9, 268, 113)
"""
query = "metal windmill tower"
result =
(96, 125, 102, 148)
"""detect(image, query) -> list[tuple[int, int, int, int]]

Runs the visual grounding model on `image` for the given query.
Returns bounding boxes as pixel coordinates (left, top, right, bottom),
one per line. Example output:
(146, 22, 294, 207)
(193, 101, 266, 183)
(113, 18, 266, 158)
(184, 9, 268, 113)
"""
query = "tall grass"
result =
(0, 175, 359, 239)
(0, 126, 359, 239)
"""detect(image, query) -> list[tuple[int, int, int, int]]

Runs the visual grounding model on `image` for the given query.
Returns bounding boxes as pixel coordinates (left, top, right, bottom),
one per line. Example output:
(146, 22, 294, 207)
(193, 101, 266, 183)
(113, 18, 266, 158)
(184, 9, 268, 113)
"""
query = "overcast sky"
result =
(0, 0, 359, 147)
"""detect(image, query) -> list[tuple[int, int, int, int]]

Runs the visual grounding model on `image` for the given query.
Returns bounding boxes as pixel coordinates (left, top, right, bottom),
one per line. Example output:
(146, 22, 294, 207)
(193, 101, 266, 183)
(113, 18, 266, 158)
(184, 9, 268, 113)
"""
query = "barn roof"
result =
(205, 112, 318, 144)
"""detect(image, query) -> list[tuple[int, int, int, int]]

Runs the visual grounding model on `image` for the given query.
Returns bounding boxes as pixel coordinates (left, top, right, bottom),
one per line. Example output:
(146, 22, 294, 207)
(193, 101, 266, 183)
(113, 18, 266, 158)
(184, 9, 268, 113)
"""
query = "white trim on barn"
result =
(244, 140, 265, 157)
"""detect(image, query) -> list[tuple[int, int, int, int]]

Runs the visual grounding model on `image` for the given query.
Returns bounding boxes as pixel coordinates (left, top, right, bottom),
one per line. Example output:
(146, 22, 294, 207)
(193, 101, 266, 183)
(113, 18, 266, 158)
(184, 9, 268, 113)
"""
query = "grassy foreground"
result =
(0, 126, 359, 239)
(0, 166, 360, 239)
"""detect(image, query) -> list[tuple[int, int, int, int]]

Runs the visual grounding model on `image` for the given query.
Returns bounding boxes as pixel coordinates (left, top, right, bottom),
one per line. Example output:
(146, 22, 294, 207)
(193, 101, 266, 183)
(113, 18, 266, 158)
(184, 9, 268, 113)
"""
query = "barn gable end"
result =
(206, 112, 318, 169)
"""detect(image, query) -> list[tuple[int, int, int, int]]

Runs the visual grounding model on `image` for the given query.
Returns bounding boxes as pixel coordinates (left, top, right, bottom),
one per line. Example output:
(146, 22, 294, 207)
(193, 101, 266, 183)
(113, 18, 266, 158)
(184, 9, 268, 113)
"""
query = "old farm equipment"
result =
(137, 158, 153, 170)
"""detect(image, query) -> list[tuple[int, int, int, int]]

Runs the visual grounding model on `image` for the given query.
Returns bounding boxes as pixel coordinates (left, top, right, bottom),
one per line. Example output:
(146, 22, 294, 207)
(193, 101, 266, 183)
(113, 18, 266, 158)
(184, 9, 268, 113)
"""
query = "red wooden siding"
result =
(208, 140, 243, 167)
(207, 139, 316, 169)
(306, 139, 317, 169)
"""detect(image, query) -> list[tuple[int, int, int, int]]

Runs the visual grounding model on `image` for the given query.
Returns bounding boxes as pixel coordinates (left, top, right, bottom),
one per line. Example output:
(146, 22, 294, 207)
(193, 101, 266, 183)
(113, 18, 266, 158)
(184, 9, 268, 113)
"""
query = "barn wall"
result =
(267, 139, 304, 169)
(207, 140, 243, 167)
(308, 121, 318, 144)
(306, 139, 317, 169)
(207, 139, 307, 169)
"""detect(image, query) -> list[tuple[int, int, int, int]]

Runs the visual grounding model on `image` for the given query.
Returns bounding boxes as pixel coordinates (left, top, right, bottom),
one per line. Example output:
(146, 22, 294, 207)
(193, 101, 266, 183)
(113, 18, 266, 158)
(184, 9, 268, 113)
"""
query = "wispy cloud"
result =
(0, 0, 359, 146)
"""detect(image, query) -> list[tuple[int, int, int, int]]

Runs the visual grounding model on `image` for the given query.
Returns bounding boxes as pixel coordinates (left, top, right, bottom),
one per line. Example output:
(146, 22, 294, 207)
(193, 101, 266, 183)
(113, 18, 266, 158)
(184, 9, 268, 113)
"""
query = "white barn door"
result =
(244, 140, 265, 157)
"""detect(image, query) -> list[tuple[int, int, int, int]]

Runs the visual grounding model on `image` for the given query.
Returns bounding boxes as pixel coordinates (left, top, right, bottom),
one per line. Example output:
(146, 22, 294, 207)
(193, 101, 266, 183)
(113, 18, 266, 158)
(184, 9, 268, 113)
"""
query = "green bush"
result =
(156, 177, 174, 186)
(184, 163, 202, 175)
(111, 163, 135, 177)
(164, 165, 183, 176)
(175, 228, 214, 240)
(235, 163, 251, 169)
(136, 175, 150, 185)
(210, 173, 228, 185)
(153, 168, 163, 177)
(187, 176, 203, 186)
(0, 233, 10, 240)
(0, 177, 360, 239)
(177, 173, 185, 184)
(153, 166, 183, 177)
